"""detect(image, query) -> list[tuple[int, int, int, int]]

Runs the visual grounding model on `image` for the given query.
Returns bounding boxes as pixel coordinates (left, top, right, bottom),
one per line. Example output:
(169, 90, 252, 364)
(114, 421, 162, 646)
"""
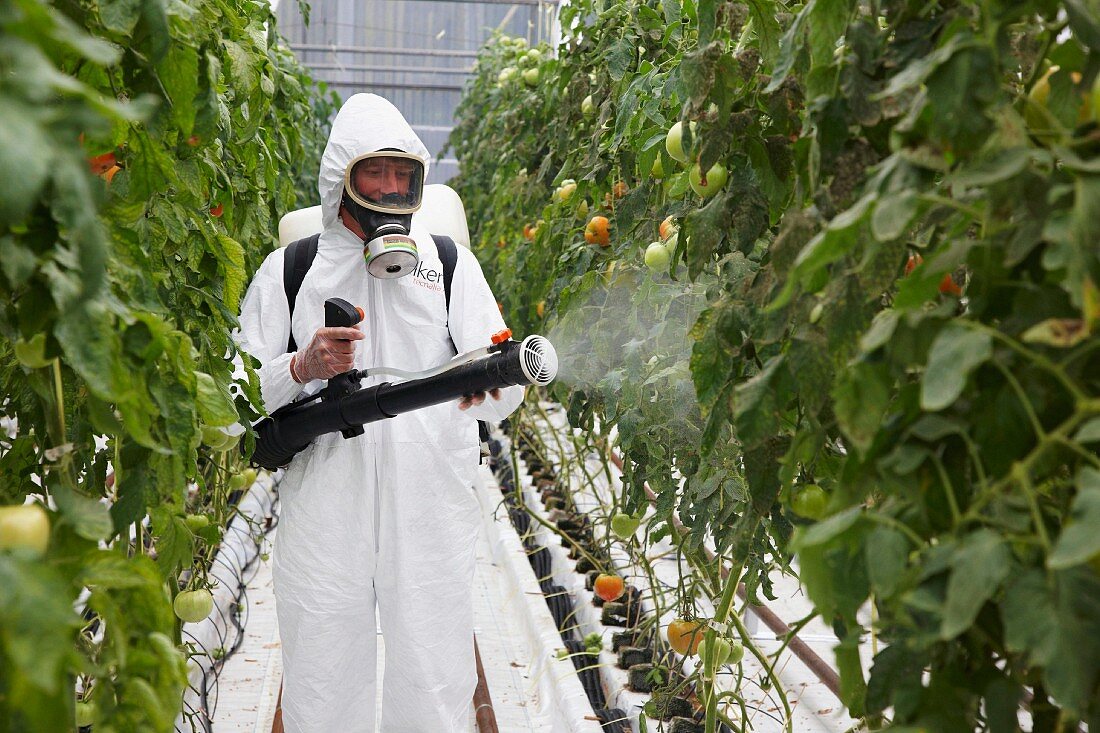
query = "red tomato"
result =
(904, 253, 923, 276)
(939, 272, 963, 296)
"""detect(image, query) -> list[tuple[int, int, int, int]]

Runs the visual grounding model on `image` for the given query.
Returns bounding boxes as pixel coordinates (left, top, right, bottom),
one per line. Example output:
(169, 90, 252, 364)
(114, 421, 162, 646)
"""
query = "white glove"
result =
(290, 327, 364, 383)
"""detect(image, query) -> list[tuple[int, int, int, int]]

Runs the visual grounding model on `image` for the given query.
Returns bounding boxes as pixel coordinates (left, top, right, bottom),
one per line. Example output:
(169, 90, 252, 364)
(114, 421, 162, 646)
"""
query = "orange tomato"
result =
(612, 181, 628, 199)
(593, 573, 625, 602)
(523, 223, 536, 240)
(659, 215, 677, 242)
(584, 216, 611, 247)
(667, 619, 705, 656)
(103, 165, 122, 183)
(88, 152, 116, 176)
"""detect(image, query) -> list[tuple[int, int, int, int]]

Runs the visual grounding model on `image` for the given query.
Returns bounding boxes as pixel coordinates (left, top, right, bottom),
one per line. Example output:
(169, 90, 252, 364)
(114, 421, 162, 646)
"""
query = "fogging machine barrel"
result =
(249, 335, 556, 470)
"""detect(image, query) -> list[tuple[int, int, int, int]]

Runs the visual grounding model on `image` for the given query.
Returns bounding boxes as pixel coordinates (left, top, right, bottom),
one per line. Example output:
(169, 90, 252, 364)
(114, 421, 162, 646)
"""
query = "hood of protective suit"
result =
(318, 94, 431, 230)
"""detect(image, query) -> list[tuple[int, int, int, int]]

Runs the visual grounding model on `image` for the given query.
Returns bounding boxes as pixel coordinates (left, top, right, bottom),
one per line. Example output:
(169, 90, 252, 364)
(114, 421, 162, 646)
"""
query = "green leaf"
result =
(1073, 418, 1100, 444)
(732, 355, 784, 448)
(1048, 467, 1100, 569)
(157, 44, 199, 136)
(0, 555, 80, 694)
(865, 524, 910, 597)
(194, 371, 237, 427)
(859, 308, 899, 353)
(149, 506, 193, 579)
(792, 506, 862, 549)
(0, 100, 53, 224)
(920, 323, 992, 411)
(1064, 0, 1100, 49)
(949, 147, 1043, 189)
(99, 0, 144, 35)
(833, 359, 892, 454)
(213, 234, 247, 314)
(941, 529, 1011, 639)
(52, 483, 114, 541)
(771, 194, 873, 309)
(870, 191, 918, 242)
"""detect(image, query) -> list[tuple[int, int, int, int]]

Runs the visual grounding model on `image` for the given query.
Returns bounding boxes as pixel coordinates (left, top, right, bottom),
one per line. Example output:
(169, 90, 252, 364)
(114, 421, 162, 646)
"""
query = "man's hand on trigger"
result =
(291, 326, 364, 383)
(458, 388, 502, 411)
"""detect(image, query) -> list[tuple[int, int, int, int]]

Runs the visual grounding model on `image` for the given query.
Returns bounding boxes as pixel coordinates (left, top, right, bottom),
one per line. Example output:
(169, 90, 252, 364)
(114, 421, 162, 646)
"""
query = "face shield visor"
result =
(342, 152, 426, 278)
(344, 152, 425, 214)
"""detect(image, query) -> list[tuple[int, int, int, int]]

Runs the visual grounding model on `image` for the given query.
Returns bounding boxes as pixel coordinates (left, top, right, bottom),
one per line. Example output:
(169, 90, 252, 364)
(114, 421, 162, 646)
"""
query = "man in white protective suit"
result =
(234, 93, 524, 732)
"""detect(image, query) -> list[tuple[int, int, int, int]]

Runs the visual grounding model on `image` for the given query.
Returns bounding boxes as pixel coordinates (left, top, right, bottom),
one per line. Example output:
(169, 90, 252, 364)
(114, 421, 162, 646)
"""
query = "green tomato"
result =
(174, 589, 214, 623)
(791, 484, 828, 520)
(0, 504, 49, 557)
(688, 161, 728, 197)
(523, 68, 539, 87)
(241, 468, 258, 486)
(581, 94, 596, 118)
(497, 67, 517, 85)
(610, 512, 641, 538)
(643, 242, 671, 273)
(185, 514, 210, 532)
(664, 121, 697, 164)
(228, 472, 247, 490)
(75, 700, 97, 728)
(700, 636, 733, 668)
(13, 333, 52, 369)
(554, 179, 577, 202)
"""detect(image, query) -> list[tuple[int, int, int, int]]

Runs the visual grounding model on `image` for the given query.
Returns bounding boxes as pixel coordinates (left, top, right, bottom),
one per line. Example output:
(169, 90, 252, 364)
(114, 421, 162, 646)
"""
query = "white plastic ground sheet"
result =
(194, 465, 602, 732)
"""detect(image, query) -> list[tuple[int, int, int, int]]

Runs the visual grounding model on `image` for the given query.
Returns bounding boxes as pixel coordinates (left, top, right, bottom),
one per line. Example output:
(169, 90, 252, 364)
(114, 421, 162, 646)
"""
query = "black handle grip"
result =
(325, 298, 362, 329)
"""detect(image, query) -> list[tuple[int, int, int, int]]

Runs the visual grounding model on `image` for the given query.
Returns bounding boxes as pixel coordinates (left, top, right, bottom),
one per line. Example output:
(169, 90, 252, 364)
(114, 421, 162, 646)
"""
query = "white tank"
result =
(276, 184, 470, 249)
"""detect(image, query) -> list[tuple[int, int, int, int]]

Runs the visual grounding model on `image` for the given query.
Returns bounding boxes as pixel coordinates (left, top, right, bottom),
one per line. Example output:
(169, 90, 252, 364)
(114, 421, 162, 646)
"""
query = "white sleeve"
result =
(232, 249, 304, 414)
(448, 246, 525, 422)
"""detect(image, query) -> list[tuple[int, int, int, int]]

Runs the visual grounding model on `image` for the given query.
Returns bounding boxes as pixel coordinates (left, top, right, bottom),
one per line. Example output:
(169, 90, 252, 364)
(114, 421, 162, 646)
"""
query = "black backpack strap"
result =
(432, 234, 458, 317)
(283, 233, 321, 353)
(431, 234, 492, 457)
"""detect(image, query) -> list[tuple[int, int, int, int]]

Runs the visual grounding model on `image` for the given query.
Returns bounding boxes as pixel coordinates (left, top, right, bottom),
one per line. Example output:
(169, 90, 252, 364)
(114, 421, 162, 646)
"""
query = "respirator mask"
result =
(342, 150, 425, 278)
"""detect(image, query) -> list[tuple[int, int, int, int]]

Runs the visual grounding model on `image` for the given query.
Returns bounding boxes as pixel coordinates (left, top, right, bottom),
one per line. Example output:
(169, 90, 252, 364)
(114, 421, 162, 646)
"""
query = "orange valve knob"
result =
(355, 306, 365, 322)
(491, 328, 512, 345)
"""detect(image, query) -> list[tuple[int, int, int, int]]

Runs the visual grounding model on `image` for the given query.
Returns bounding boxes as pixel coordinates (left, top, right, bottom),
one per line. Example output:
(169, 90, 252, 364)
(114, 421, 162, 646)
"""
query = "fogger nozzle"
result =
(515, 335, 558, 386)
(248, 336, 558, 470)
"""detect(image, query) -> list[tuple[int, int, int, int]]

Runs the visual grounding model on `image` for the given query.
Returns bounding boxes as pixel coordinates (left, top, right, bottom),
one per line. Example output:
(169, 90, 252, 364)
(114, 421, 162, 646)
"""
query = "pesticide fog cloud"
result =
(543, 267, 714, 420)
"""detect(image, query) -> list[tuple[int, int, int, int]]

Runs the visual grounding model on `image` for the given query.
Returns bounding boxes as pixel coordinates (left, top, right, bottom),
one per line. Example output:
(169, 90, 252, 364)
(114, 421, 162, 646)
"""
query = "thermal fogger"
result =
(248, 298, 557, 470)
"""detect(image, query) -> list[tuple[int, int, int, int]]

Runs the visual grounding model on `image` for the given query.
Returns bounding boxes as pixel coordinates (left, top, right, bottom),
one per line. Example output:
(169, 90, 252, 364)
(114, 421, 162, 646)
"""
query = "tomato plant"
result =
(0, 0, 335, 726)
(449, 1, 1100, 730)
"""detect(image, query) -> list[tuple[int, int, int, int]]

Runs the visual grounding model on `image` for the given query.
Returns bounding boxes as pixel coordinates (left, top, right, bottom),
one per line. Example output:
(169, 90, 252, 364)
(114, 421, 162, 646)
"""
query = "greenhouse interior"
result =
(1, 0, 1099, 732)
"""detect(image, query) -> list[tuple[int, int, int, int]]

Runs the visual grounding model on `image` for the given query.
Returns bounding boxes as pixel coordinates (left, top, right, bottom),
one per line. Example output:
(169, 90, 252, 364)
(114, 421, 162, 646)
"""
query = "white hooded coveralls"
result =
(235, 94, 523, 732)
